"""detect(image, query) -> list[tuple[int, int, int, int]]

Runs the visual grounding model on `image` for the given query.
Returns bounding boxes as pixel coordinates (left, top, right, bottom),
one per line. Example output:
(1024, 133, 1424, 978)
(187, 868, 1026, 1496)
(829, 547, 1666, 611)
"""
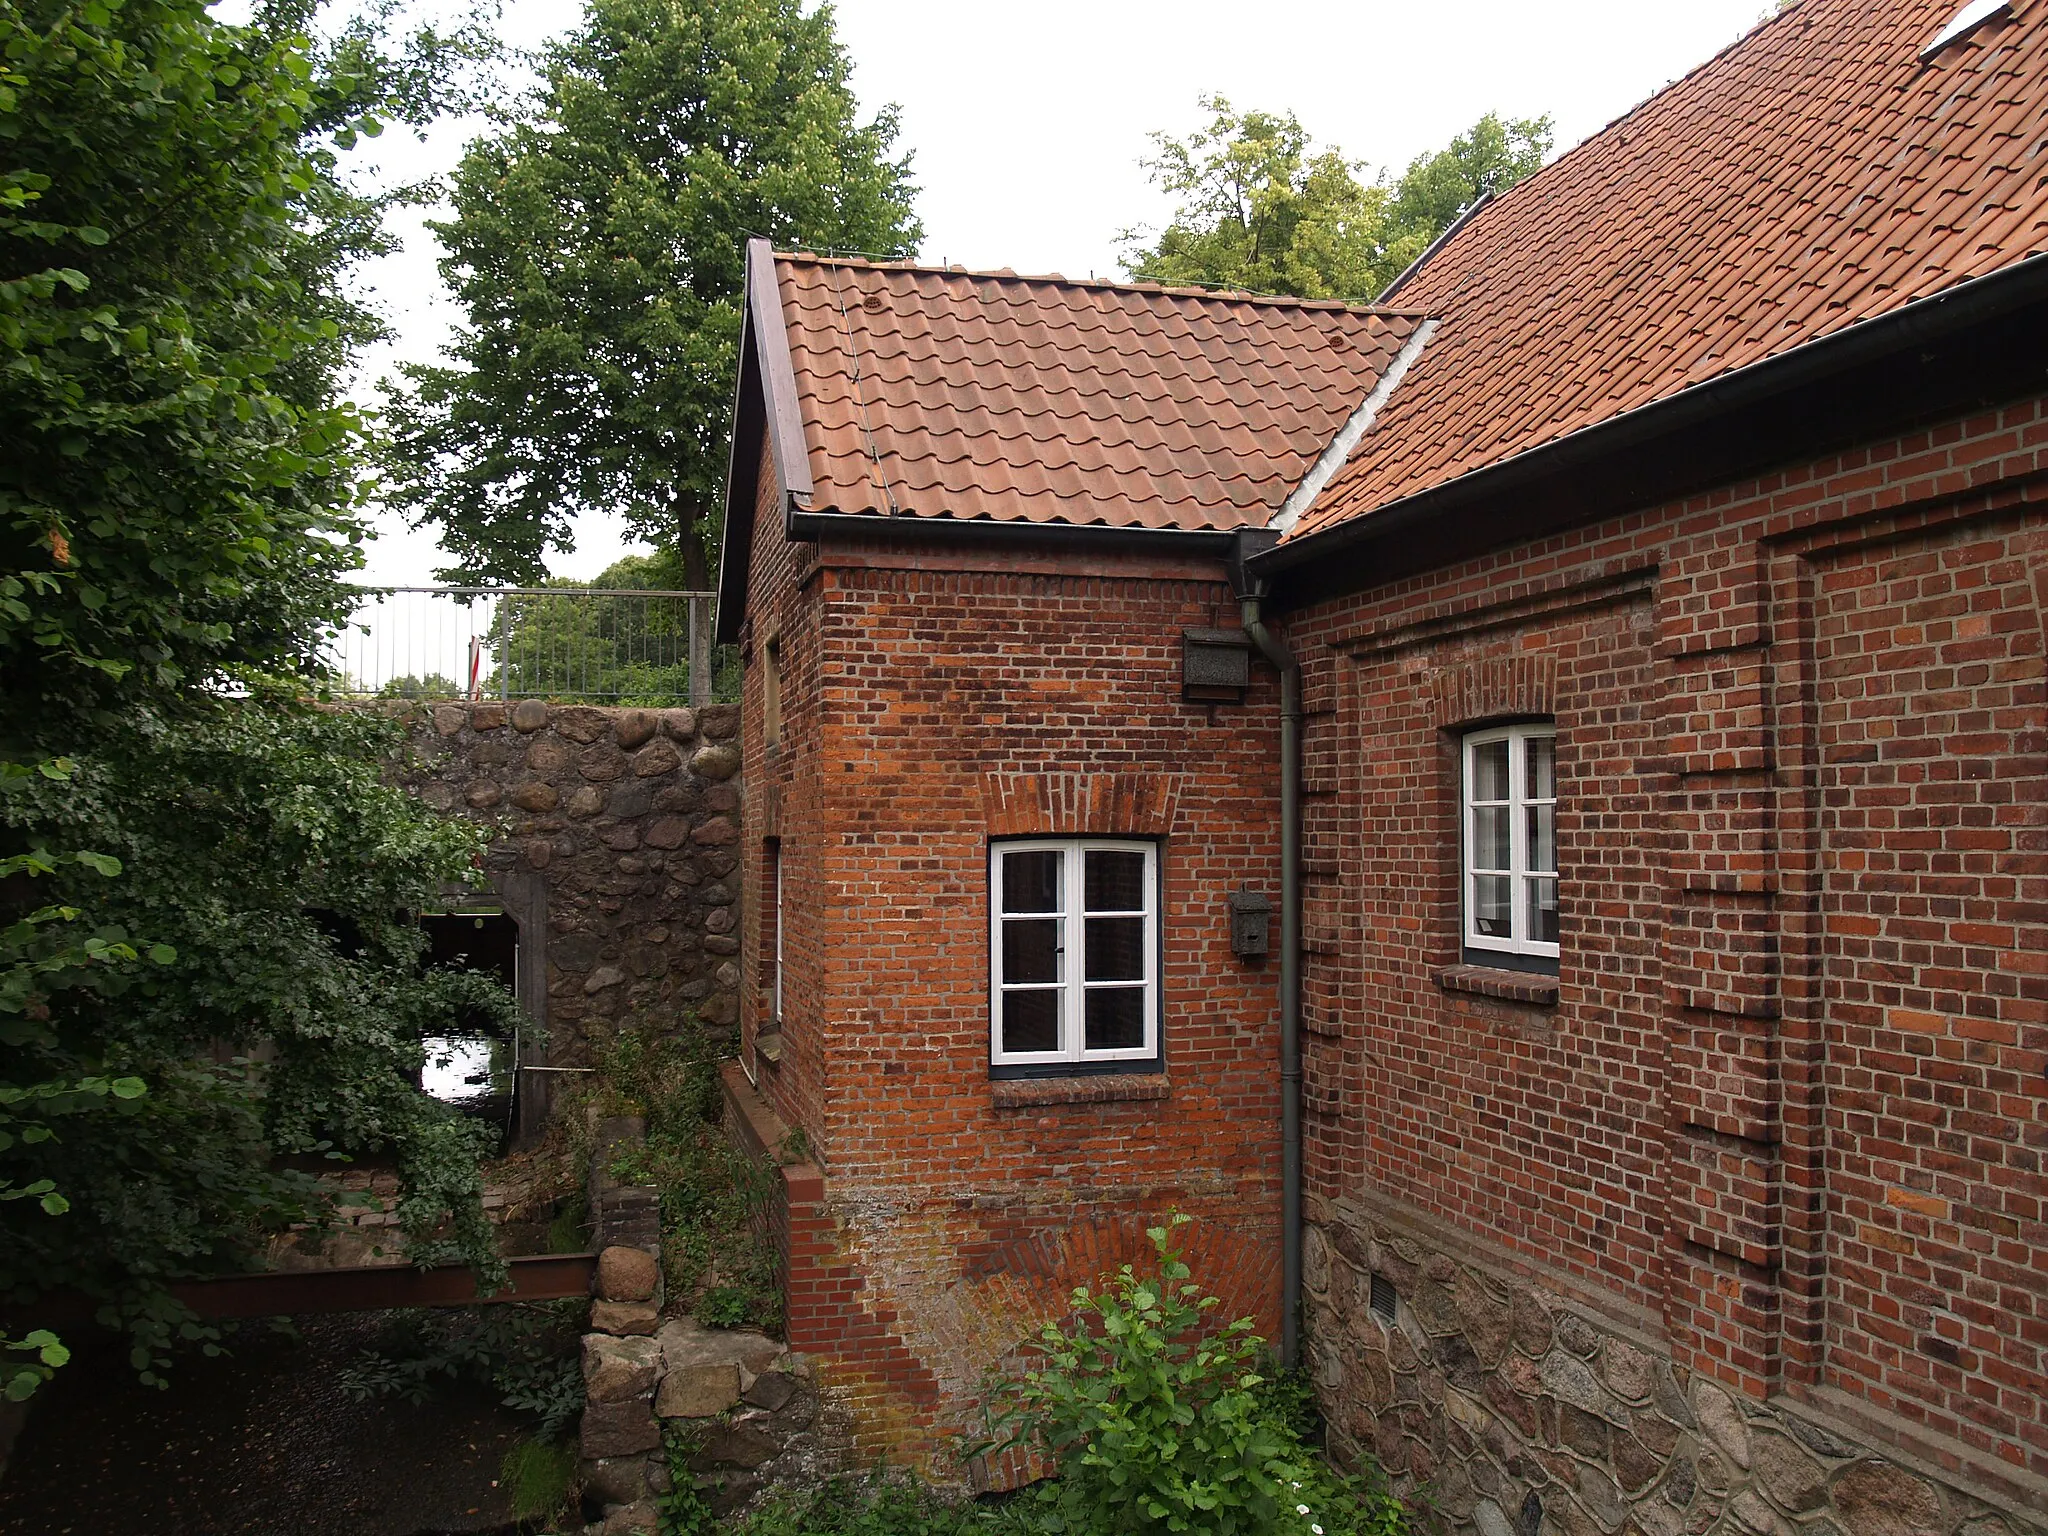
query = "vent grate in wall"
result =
(1369, 1273, 1398, 1323)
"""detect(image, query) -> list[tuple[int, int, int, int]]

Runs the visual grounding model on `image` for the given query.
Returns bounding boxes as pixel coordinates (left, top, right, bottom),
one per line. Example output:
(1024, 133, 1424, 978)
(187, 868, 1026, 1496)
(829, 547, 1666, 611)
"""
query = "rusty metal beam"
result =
(19, 1254, 598, 1328)
(166, 1254, 598, 1318)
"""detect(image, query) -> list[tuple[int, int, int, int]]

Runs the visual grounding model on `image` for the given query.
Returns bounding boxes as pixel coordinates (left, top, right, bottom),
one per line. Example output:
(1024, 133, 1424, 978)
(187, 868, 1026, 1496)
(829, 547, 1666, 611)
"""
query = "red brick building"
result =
(716, 0, 2047, 1528)
(716, 249, 1428, 1464)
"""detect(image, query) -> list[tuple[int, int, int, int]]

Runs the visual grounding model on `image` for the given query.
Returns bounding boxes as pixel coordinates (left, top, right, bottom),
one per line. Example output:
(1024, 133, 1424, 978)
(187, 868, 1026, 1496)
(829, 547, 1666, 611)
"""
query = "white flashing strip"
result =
(1269, 317, 1439, 538)
(1920, 0, 2011, 62)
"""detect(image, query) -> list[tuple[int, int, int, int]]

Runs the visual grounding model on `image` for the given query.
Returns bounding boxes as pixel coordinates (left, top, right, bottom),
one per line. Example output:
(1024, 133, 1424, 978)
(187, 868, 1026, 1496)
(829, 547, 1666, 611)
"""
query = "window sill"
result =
(1435, 965, 1559, 1006)
(991, 1074, 1170, 1110)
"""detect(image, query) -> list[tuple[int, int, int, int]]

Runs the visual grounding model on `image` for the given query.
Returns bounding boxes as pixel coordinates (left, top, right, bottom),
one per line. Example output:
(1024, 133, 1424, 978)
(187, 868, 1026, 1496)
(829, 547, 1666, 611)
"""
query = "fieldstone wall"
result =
(1307, 1194, 2045, 1536)
(266, 1166, 542, 1269)
(396, 700, 744, 1065)
(577, 1118, 840, 1534)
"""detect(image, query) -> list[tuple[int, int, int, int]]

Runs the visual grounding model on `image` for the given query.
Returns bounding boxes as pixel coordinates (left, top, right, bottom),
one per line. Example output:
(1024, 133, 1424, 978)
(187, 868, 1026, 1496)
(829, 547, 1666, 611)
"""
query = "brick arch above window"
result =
(978, 772, 1182, 837)
(1430, 652, 1558, 731)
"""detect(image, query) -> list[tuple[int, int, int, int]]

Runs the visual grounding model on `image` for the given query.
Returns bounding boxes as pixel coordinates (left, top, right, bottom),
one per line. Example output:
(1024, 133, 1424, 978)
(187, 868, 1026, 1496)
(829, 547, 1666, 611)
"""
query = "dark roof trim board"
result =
(716, 240, 828, 643)
(784, 506, 1240, 554)
(1249, 249, 2048, 602)
(713, 310, 764, 645)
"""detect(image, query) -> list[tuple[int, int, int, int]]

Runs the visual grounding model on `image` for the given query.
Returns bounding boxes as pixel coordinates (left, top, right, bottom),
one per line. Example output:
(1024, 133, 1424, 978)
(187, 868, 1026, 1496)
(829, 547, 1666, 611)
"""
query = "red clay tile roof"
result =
(1293, 0, 2048, 541)
(769, 254, 1426, 531)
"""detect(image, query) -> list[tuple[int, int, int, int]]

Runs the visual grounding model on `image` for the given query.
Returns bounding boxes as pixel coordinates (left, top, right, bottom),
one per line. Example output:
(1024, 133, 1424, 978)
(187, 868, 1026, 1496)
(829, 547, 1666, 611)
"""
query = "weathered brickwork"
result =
(735, 449, 1286, 1471)
(1285, 395, 2048, 1529)
(398, 700, 744, 1064)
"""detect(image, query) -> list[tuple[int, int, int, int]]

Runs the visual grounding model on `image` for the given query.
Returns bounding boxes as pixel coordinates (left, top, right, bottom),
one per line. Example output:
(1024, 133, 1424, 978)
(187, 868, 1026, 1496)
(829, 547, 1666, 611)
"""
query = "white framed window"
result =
(1462, 724, 1559, 964)
(990, 839, 1159, 1070)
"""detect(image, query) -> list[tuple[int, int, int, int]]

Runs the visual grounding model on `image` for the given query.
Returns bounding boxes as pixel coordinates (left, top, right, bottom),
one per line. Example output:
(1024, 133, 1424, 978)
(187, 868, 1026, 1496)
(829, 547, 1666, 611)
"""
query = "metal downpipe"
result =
(1242, 594, 1302, 1368)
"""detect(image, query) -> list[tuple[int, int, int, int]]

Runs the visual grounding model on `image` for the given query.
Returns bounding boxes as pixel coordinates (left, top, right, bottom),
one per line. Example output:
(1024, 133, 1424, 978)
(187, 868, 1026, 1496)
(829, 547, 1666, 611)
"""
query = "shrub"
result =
(981, 1215, 1409, 1536)
(695, 1284, 754, 1329)
(336, 1299, 585, 1442)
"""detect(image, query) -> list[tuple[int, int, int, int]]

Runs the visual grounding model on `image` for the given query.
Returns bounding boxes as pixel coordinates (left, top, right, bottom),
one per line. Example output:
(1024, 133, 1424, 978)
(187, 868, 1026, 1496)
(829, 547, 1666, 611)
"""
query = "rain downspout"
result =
(1239, 573, 1302, 1368)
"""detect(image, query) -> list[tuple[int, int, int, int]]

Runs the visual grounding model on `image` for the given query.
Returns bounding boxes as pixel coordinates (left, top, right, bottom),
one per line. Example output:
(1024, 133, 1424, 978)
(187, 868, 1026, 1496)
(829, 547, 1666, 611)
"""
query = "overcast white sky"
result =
(343, 0, 1775, 585)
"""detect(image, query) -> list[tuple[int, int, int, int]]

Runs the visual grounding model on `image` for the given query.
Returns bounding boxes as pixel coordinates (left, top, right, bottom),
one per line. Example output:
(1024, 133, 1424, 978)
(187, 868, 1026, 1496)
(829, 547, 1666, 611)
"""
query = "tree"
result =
(1121, 97, 1390, 302)
(484, 550, 730, 705)
(1, 0, 514, 1377)
(1, 707, 517, 1376)
(1122, 98, 1552, 302)
(384, 0, 924, 588)
(1, 0, 496, 725)
(1375, 111, 1552, 287)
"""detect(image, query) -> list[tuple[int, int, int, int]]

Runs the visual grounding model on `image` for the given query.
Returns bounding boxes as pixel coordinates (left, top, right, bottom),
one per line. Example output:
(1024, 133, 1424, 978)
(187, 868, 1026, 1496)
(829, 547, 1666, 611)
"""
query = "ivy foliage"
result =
(1121, 96, 1552, 302)
(382, 0, 923, 587)
(0, 701, 521, 1374)
(0, 0, 515, 1379)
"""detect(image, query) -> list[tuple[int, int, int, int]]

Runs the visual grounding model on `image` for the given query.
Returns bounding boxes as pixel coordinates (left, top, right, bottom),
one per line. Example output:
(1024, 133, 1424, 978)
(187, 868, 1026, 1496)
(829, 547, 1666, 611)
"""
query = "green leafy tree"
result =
(384, 0, 924, 588)
(1123, 98, 1552, 301)
(1121, 97, 1391, 302)
(378, 671, 464, 700)
(0, 0, 514, 1380)
(484, 550, 732, 705)
(0, 0, 496, 723)
(0, 701, 521, 1382)
(1375, 111, 1552, 287)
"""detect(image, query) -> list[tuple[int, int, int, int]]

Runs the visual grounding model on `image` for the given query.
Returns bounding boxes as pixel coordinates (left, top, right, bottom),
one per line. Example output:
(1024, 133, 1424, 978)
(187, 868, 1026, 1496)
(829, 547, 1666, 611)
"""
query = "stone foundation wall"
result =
(576, 1115, 841, 1534)
(395, 700, 744, 1067)
(1307, 1194, 2046, 1536)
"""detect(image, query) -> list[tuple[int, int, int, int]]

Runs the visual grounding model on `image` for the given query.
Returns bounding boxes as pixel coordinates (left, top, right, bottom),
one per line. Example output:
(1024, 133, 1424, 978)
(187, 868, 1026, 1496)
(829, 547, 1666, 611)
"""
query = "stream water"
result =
(0, 1314, 531, 1535)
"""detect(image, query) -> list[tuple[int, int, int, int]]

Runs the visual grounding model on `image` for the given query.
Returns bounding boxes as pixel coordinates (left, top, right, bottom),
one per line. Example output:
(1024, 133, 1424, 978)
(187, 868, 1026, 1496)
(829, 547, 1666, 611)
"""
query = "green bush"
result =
(981, 1215, 1409, 1536)
(336, 1299, 585, 1442)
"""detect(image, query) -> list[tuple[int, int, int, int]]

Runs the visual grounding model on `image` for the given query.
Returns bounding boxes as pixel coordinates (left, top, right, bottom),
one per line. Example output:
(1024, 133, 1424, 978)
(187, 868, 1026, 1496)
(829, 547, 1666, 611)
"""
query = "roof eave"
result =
(785, 507, 1244, 555)
(1251, 251, 2048, 600)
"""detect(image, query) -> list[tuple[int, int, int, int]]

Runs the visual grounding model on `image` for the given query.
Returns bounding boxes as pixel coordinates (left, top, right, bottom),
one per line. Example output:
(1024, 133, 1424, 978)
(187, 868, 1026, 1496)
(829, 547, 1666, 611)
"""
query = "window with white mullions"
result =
(991, 839, 1159, 1071)
(1463, 725, 1559, 966)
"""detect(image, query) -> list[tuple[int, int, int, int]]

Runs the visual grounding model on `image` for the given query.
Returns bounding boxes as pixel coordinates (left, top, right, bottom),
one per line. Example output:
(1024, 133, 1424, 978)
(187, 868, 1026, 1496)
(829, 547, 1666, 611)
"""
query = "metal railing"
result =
(326, 586, 735, 707)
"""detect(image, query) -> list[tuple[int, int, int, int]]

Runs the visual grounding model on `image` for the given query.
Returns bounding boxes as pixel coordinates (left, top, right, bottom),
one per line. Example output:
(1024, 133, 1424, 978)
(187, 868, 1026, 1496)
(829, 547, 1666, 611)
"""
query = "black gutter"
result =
(1251, 251, 2048, 595)
(784, 505, 1245, 555)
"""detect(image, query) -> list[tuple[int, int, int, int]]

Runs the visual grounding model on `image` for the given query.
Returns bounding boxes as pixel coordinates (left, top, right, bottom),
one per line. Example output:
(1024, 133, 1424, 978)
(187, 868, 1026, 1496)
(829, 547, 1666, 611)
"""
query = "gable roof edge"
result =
(715, 242, 820, 644)
(1269, 318, 1439, 537)
(749, 238, 814, 503)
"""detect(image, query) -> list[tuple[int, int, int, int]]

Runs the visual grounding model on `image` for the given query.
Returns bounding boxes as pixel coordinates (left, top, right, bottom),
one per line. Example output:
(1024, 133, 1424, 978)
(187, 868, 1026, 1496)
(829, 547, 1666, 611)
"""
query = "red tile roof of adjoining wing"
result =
(771, 254, 1428, 533)
(1294, 0, 2048, 541)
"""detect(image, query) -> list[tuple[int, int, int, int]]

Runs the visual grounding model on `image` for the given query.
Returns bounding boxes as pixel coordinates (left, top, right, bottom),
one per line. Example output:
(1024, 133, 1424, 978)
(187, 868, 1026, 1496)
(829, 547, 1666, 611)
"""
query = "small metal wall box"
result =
(1228, 888, 1272, 958)
(1183, 627, 1252, 703)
